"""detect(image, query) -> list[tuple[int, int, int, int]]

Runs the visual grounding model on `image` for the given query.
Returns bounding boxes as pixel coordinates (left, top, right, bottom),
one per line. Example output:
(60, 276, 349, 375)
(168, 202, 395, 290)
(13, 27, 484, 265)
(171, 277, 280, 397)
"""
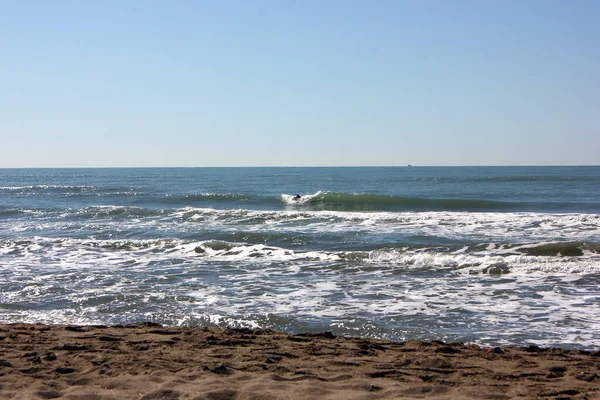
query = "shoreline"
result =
(1, 323, 599, 399)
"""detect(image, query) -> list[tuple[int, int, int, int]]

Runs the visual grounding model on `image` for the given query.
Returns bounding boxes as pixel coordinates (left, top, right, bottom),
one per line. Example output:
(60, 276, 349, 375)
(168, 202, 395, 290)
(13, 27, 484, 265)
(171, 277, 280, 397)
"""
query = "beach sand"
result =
(0, 323, 599, 399)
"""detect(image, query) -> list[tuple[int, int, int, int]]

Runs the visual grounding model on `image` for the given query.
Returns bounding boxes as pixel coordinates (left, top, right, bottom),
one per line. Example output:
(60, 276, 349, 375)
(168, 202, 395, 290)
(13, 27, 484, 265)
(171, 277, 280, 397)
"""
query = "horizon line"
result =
(1, 164, 599, 169)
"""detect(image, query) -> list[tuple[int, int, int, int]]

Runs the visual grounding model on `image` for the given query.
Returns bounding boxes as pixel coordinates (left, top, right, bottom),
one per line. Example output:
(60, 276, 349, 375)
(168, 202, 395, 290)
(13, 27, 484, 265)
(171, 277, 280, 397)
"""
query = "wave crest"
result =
(282, 191, 524, 212)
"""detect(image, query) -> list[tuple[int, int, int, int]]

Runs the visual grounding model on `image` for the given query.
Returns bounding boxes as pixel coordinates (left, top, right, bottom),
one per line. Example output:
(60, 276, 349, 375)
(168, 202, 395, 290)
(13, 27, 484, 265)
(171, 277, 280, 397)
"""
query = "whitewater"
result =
(1, 166, 599, 349)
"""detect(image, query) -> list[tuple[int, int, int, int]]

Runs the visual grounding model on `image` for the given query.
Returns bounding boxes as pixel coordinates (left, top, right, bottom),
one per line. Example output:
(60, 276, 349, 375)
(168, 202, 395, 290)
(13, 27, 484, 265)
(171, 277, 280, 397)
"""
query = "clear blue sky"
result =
(1, 0, 598, 167)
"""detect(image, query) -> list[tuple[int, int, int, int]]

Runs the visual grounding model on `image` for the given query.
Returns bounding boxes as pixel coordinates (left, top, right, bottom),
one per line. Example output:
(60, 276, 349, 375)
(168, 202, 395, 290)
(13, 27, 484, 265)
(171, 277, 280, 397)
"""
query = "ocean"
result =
(1, 166, 599, 350)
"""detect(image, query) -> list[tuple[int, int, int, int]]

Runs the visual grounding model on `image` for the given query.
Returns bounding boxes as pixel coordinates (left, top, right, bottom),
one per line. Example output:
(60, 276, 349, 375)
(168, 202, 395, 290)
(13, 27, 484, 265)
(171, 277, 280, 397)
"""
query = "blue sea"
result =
(1, 166, 599, 349)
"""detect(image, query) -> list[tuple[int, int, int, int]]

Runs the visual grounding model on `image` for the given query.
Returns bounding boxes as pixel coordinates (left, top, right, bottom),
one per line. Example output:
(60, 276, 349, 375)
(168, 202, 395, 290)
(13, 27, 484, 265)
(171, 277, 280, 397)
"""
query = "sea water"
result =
(1, 166, 599, 349)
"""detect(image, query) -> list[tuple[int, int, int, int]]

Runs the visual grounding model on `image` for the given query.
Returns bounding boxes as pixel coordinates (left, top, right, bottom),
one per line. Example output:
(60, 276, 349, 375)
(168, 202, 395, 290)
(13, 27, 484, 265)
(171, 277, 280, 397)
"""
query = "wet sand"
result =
(1, 323, 599, 399)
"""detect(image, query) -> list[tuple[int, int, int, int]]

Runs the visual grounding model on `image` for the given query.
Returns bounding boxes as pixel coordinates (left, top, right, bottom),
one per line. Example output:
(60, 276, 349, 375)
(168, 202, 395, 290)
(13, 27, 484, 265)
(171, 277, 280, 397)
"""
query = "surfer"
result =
(292, 194, 301, 201)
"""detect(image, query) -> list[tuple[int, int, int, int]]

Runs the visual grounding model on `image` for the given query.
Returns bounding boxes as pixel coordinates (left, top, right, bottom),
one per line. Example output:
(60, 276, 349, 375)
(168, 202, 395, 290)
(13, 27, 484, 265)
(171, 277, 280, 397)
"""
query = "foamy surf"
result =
(1, 166, 599, 349)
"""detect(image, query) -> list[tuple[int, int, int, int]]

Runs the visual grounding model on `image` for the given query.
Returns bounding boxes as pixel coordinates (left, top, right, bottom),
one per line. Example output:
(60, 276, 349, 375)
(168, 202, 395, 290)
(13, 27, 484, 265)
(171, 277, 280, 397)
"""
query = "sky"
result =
(1, 0, 599, 167)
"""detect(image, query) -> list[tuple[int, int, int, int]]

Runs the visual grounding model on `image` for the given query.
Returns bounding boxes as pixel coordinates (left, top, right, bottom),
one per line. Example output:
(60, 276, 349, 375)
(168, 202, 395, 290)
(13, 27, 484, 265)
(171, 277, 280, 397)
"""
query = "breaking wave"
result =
(2, 237, 599, 275)
(282, 191, 599, 212)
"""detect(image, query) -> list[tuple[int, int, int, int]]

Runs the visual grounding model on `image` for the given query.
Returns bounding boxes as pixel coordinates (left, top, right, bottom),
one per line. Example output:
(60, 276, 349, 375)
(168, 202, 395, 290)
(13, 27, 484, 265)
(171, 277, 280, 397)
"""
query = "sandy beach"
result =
(0, 324, 598, 399)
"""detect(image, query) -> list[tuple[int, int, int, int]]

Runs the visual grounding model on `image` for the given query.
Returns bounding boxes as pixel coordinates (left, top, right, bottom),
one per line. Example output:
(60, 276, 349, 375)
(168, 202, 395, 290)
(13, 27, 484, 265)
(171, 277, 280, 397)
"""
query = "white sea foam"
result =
(170, 209, 600, 242)
(1, 236, 599, 274)
(4, 207, 599, 244)
(0, 185, 96, 190)
(2, 239, 599, 349)
(2, 209, 600, 349)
